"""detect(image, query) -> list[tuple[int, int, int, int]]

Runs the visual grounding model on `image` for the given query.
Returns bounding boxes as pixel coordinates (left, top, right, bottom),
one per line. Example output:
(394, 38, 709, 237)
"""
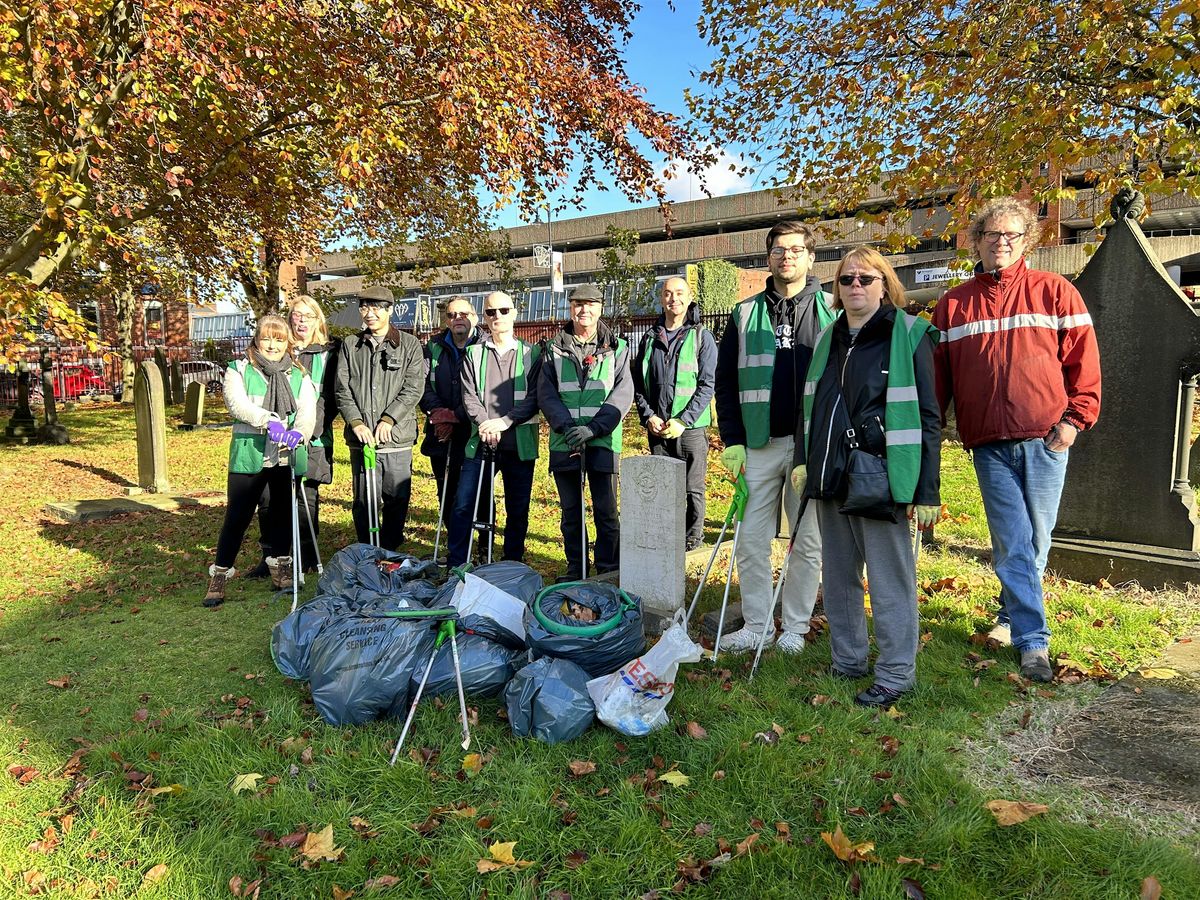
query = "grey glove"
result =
(565, 425, 594, 450)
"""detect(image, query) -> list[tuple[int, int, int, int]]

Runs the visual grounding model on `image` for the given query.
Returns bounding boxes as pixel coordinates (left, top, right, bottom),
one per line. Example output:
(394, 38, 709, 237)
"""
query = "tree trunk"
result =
(112, 283, 137, 402)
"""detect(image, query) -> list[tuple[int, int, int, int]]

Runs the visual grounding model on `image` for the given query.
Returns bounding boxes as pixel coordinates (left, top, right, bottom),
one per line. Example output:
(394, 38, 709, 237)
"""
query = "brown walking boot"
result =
(204, 565, 234, 608)
(267, 556, 293, 591)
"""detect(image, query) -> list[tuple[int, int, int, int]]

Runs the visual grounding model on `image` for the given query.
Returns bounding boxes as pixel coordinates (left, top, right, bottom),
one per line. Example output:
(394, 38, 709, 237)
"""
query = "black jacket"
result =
(418, 327, 481, 456)
(796, 305, 940, 507)
(334, 326, 427, 452)
(297, 339, 339, 483)
(537, 319, 633, 474)
(632, 302, 717, 427)
(715, 274, 827, 446)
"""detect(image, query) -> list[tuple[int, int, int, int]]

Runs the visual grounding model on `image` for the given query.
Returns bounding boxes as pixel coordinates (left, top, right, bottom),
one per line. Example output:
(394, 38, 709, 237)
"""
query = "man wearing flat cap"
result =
(334, 286, 427, 549)
(538, 284, 633, 580)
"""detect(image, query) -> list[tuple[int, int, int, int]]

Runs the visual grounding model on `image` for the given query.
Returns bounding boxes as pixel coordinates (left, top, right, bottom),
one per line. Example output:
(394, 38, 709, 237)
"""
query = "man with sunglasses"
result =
(632, 276, 717, 551)
(419, 295, 483, 551)
(713, 220, 837, 655)
(446, 292, 543, 567)
(539, 283, 633, 581)
(932, 197, 1100, 683)
(334, 285, 427, 549)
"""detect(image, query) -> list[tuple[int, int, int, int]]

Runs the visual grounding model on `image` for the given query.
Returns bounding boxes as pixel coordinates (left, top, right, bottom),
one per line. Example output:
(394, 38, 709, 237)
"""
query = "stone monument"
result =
(180, 381, 205, 430)
(153, 348, 170, 404)
(134, 360, 171, 493)
(620, 455, 686, 631)
(36, 369, 70, 444)
(3, 362, 38, 443)
(1051, 197, 1200, 586)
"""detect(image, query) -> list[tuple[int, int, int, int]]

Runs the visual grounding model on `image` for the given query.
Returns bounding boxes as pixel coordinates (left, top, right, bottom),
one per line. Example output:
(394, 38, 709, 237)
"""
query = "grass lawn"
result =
(1, 403, 1198, 899)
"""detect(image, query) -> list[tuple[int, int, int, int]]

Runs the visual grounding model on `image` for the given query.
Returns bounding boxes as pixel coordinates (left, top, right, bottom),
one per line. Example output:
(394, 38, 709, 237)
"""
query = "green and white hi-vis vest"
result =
(464, 340, 541, 461)
(305, 349, 331, 450)
(227, 359, 308, 475)
(640, 327, 712, 428)
(733, 290, 836, 448)
(802, 311, 936, 504)
(549, 337, 628, 454)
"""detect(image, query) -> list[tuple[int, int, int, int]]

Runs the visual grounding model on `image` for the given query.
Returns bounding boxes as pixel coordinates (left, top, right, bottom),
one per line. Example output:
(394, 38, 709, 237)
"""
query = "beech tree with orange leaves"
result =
(690, 0, 1200, 237)
(0, 0, 695, 357)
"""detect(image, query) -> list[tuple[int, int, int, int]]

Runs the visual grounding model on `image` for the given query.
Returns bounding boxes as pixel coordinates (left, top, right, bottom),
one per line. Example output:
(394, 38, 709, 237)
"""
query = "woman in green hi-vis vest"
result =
(204, 315, 316, 608)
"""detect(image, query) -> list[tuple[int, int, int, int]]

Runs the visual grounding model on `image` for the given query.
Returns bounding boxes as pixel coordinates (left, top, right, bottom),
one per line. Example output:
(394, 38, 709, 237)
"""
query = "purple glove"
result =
(281, 428, 303, 451)
(266, 419, 287, 443)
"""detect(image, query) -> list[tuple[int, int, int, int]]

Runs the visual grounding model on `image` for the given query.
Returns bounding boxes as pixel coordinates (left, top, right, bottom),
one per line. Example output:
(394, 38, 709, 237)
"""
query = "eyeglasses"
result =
(981, 230, 1025, 244)
(769, 246, 809, 259)
(445, 310, 474, 320)
(291, 314, 316, 323)
(838, 274, 880, 287)
(484, 307, 513, 318)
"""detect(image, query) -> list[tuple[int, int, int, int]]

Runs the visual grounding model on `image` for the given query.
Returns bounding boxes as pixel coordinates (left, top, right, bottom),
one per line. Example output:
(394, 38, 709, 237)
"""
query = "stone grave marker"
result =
(153, 348, 170, 403)
(169, 360, 184, 405)
(181, 381, 205, 430)
(134, 360, 171, 493)
(4, 363, 37, 443)
(620, 455, 686, 632)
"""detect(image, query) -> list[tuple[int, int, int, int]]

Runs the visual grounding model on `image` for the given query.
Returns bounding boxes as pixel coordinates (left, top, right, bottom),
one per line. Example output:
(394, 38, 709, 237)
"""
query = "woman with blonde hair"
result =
(791, 247, 941, 706)
(204, 315, 316, 607)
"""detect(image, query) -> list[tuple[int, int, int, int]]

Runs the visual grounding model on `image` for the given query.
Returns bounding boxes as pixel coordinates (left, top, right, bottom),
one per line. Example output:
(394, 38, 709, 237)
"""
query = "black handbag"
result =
(838, 424, 897, 522)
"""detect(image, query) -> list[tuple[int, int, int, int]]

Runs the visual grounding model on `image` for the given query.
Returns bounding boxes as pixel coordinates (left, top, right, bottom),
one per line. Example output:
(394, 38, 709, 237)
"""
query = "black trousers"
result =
(447, 448, 536, 567)
(553, 467, 619, 578)
(648, 426, 709, 546)
(217, 466, 294, 568)
(256, 478, 322, 570)
(429, 435, 467, 530)
(350, 447, 412, 550)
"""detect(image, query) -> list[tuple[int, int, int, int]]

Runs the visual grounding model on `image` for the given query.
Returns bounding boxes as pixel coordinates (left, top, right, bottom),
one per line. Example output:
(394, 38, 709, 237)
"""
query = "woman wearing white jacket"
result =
(204, 315, 316, 607)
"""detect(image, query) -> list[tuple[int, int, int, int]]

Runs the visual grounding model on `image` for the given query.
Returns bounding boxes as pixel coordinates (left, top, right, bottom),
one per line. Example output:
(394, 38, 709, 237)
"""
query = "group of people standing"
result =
(202, 195, 1100, 707)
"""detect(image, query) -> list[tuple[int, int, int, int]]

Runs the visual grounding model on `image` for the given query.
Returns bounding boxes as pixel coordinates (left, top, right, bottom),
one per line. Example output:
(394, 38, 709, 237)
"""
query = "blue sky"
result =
(489, 0, 762, 228)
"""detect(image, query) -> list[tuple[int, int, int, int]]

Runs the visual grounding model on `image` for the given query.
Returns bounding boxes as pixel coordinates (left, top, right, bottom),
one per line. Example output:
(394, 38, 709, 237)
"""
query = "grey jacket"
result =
(334, 326, 427, 452)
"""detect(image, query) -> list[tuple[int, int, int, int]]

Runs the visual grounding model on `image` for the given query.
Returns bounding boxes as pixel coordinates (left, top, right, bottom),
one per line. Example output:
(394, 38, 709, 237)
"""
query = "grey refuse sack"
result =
(415, 631, 521, 700)
(307, 609, 448, 726)
(525, 582, 646, 677)
(504, 656, 595, 744)
(317, 543, 439, 596)
(431, 560, 542, 651)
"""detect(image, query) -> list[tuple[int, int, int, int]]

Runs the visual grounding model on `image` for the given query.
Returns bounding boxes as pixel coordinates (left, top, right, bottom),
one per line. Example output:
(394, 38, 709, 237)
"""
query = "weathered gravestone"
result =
(36, 369, 70, 444)
(3, 363, 37, 443)
(180, 381, 205, 430)
(1051, 209, 1200, 586)
(620, 455, 686, 632)
(169, 360, 184, 405)
(134, 360, 171, 493)
(153, 348, 170, 404)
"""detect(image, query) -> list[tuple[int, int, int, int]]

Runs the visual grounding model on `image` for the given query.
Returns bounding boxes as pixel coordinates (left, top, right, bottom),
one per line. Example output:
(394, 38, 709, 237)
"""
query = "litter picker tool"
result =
(297, 482, 323, 577)
(570, 450, 588, 579)
(432, 461, 452, 565)
(389, 617, 454, 765)
(684, 478, 740, 628)
(268, 420, 306, 613)
(486, 449, 497, 565)
(466, 444, 497, 565)
(710, 472, 749, 662)
(447, 619, 472, 750)
(750, 491, 812, 682)
(362, 443, 381, 548)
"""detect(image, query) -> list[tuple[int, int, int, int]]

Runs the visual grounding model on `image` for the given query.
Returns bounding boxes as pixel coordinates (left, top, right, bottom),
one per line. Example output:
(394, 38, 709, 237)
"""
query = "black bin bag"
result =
(524, 582, 646, 677)
(307, 609, 446, 726)
(318, 544, 439, 596)
(416, 631, 521, 700)
(504, 656, 595, 744)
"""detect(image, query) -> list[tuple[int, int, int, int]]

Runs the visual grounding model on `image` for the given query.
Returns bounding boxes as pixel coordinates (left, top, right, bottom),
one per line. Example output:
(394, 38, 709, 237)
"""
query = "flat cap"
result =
(358, 285, 395, 307)
(568, 284, 603, 303)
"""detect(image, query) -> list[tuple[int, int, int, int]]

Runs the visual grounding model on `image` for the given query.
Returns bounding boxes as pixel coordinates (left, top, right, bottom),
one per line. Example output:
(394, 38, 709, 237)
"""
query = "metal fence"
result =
(2, 312, 732, 407)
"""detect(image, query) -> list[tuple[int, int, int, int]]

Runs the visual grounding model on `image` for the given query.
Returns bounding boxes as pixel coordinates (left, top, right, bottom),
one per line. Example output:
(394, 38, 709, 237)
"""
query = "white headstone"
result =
(620, 455, 686, 629)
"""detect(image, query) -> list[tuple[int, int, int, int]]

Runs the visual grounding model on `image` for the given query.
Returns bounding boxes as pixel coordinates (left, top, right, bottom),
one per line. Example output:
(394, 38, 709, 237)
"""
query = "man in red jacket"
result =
(932, 197, 1101, 683)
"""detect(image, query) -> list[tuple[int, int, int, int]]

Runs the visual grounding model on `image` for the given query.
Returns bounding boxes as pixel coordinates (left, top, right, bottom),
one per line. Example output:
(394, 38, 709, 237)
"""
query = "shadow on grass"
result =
(55, 458, 137, 488)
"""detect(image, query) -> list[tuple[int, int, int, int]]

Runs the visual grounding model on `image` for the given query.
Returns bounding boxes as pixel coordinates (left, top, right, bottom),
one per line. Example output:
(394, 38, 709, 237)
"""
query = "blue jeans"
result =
(972, 439, 1068, 652)
(446, 449, 535, 567)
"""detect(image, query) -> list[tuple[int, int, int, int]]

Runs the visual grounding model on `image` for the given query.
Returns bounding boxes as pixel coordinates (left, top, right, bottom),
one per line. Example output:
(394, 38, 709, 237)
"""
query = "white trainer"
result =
(775, 631, 807, 655)
(719, 626, 773, 654)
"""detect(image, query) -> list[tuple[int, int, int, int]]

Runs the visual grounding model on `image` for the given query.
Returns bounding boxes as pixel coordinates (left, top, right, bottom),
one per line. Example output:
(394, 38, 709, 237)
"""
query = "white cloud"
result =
(662, 150, 756, 204)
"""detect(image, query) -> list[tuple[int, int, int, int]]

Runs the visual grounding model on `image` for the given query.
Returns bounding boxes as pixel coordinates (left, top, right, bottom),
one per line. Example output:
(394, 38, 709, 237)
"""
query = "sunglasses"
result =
(484, 307, 513, 318)
(445, 310, 474, 320)
(838, 274, 881, 287)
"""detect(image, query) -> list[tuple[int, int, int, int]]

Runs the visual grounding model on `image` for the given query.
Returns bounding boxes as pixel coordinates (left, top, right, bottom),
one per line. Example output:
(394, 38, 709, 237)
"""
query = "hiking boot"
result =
(719, 626, 772, 654)
(246, 557, 270, 579)
(267, 556, 293, 591)
(1020, 649, 1053, 683)
(776, 631, 807, 655)
(204, 565, 234, 608)
(985, 621, 1012, 647)
(855, 683, 906, 708)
